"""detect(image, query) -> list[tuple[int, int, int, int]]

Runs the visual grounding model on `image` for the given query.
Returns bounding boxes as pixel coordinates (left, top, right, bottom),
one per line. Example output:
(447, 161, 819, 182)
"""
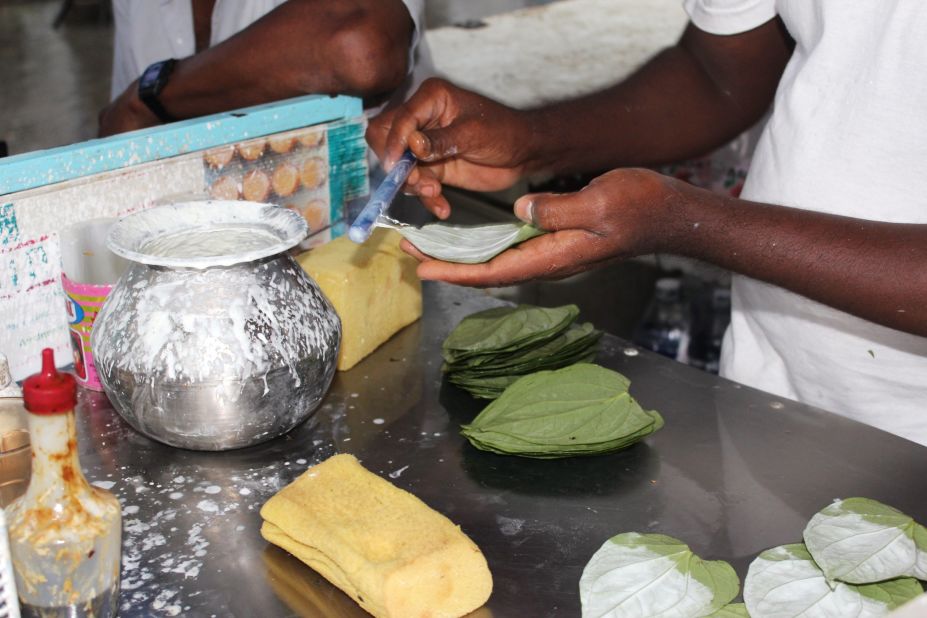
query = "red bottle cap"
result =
(23, 348, 77, 414)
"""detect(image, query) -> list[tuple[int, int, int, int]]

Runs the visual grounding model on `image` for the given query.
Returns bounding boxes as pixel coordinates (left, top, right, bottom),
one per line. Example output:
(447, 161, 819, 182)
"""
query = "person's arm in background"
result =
(368, 20, 793, 217)
(99, 0, 416, 136)
(368, 19, 927, 338)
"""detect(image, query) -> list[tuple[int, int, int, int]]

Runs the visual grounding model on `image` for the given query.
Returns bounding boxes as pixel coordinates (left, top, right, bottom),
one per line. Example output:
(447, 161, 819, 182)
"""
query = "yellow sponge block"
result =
(297, 229, 422, 370)
(260, 454, 493, 618)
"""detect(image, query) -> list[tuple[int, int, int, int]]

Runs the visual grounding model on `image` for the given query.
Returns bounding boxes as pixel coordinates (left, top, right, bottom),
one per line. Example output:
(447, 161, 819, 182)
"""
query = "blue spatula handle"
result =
(348, 149, 417, 243)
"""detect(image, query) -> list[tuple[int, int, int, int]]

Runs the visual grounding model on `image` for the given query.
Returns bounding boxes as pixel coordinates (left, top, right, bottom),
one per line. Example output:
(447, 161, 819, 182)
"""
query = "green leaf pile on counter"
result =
(461, 363, 663, 458)
(579, 533, 739, 618)
(398, 221, 545, 264)
(443, 304, 602, 399)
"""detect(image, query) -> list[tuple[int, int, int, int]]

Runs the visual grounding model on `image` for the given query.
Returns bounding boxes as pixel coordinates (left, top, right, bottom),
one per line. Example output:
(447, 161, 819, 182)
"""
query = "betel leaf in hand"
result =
(580, 533, 739, 618)
(399, 221, 545, 264)
(803, 497, 927, 584)
(460, 364, 662, 458)
(743, 543, 922, 618)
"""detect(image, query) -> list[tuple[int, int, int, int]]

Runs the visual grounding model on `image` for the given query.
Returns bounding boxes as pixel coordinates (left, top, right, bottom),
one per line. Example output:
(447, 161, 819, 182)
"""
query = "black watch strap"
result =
(138, 59, 177, 123)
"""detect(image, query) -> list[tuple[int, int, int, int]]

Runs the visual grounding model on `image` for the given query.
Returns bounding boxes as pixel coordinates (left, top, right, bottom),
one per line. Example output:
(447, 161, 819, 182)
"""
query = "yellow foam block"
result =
(260, 454, 493, 618)
(297, 229, 422, 371)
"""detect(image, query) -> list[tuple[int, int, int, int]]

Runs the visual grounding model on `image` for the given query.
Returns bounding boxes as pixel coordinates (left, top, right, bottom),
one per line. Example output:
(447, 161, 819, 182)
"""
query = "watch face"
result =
(142, 62, 163, 86)
(138, 59, 176, 121)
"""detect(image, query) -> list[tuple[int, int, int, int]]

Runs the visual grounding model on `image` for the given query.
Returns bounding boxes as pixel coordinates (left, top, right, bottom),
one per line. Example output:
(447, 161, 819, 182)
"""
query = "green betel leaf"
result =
(399, 221, 546, 264)
(913, 522, 927, 577)
(708, 604, 749, 617)
(443, 305, 603, 399)
(855, 577, 926, 611)
(443, 304, 579, 361)
(743, 543, 923, 618)
(580, 533, 739, 618)
(451, 322, 600, 375)
(803, 497, 927, 584)
(460, 364, 661, 457)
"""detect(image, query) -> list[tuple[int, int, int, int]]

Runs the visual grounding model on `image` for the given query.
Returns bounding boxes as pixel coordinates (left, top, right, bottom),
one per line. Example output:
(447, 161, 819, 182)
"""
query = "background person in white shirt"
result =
(99, 0, 430, 136)
(369, 1, 927, 445)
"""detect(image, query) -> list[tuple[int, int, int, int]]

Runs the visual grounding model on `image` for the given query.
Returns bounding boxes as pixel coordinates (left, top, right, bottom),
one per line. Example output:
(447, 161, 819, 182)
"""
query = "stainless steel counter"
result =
(73, 282, 927, 617)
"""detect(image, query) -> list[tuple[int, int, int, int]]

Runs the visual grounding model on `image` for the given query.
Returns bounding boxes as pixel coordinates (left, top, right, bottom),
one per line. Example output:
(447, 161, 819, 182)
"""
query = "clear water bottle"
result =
(633, 277, 690, 363)
(687, 285, 731, 374)
(702, 287, 731, 374)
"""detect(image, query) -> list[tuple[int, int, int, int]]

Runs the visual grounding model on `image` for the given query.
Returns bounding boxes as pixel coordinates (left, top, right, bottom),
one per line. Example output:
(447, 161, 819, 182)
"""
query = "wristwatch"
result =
(138, 59, 177, 122)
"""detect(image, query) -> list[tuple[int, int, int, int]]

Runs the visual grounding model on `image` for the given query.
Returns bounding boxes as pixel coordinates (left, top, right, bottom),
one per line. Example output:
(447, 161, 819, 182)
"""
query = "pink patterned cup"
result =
(59, 218, 127, 391)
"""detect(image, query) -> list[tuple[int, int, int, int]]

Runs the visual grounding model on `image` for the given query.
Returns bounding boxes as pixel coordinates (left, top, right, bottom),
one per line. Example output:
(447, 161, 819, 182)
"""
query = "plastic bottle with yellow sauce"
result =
(6, 349, 121, 617)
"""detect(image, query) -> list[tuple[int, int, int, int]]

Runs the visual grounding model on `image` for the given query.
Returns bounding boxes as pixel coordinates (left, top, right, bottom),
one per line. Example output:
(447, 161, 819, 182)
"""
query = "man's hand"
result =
(402, 168, 686, 286)
(98, 79, 161, 137)
(367, 78, 535, 219)
(405, 163, 927, 338)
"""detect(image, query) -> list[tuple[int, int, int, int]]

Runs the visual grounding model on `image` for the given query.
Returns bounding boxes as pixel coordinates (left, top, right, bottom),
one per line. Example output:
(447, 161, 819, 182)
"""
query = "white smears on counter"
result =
(111, 456, 325, 617)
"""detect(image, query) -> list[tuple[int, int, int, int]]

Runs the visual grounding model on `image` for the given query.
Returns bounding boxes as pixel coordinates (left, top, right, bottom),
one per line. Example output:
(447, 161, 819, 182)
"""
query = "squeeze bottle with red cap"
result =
(6, 348, 121, 618)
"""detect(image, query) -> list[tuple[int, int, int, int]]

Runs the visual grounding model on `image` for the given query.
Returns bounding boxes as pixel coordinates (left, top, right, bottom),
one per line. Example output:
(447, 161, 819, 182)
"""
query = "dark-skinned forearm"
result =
(518, 20, 793, 177)
(157, 0, 413, 119)
(664, 189, 927, 337)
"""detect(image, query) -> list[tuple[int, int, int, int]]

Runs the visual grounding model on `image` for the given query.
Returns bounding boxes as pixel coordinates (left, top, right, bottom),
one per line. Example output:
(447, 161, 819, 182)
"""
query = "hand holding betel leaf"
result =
(402, 168, 690, 287)
(397, 222, 544, 265)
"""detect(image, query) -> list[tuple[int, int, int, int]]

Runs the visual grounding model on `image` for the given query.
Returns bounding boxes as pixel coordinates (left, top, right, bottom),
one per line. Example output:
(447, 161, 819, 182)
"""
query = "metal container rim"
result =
(107, 200, 308, 269)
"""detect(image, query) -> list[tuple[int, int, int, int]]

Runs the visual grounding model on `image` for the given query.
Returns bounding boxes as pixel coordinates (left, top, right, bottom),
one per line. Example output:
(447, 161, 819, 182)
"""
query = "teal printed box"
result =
(0, 95, 369, 381)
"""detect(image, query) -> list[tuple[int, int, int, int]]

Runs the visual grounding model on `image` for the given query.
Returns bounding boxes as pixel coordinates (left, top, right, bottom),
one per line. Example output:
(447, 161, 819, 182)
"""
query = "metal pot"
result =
(91, 201, 341, 451)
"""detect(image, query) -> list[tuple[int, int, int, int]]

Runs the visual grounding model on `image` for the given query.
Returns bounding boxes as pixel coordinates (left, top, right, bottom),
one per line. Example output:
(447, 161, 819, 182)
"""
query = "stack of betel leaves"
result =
(461, 363, 664, 458)
(442, 304, 602, 399)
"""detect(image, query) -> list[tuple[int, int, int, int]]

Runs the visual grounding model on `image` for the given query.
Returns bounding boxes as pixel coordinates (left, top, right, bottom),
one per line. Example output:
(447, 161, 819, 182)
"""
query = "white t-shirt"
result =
(683, 0, 927, 445)
(110, 0, 432, 112)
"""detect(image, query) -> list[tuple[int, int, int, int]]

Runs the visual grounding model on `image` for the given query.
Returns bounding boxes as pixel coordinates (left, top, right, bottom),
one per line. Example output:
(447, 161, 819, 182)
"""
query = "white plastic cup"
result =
(59, 218, 128, 390)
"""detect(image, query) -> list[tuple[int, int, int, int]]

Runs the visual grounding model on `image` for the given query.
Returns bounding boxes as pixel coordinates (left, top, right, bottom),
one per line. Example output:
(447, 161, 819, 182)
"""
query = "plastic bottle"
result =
(633, 277, 690, 363)
(6, 349, 121, 618)
(702, 287, 731, 374)
(687, 285, 731, 374)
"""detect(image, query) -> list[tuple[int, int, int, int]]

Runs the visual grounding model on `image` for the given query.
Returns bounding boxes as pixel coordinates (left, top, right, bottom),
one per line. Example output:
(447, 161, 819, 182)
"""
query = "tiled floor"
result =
(0, 0, 113, 155)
